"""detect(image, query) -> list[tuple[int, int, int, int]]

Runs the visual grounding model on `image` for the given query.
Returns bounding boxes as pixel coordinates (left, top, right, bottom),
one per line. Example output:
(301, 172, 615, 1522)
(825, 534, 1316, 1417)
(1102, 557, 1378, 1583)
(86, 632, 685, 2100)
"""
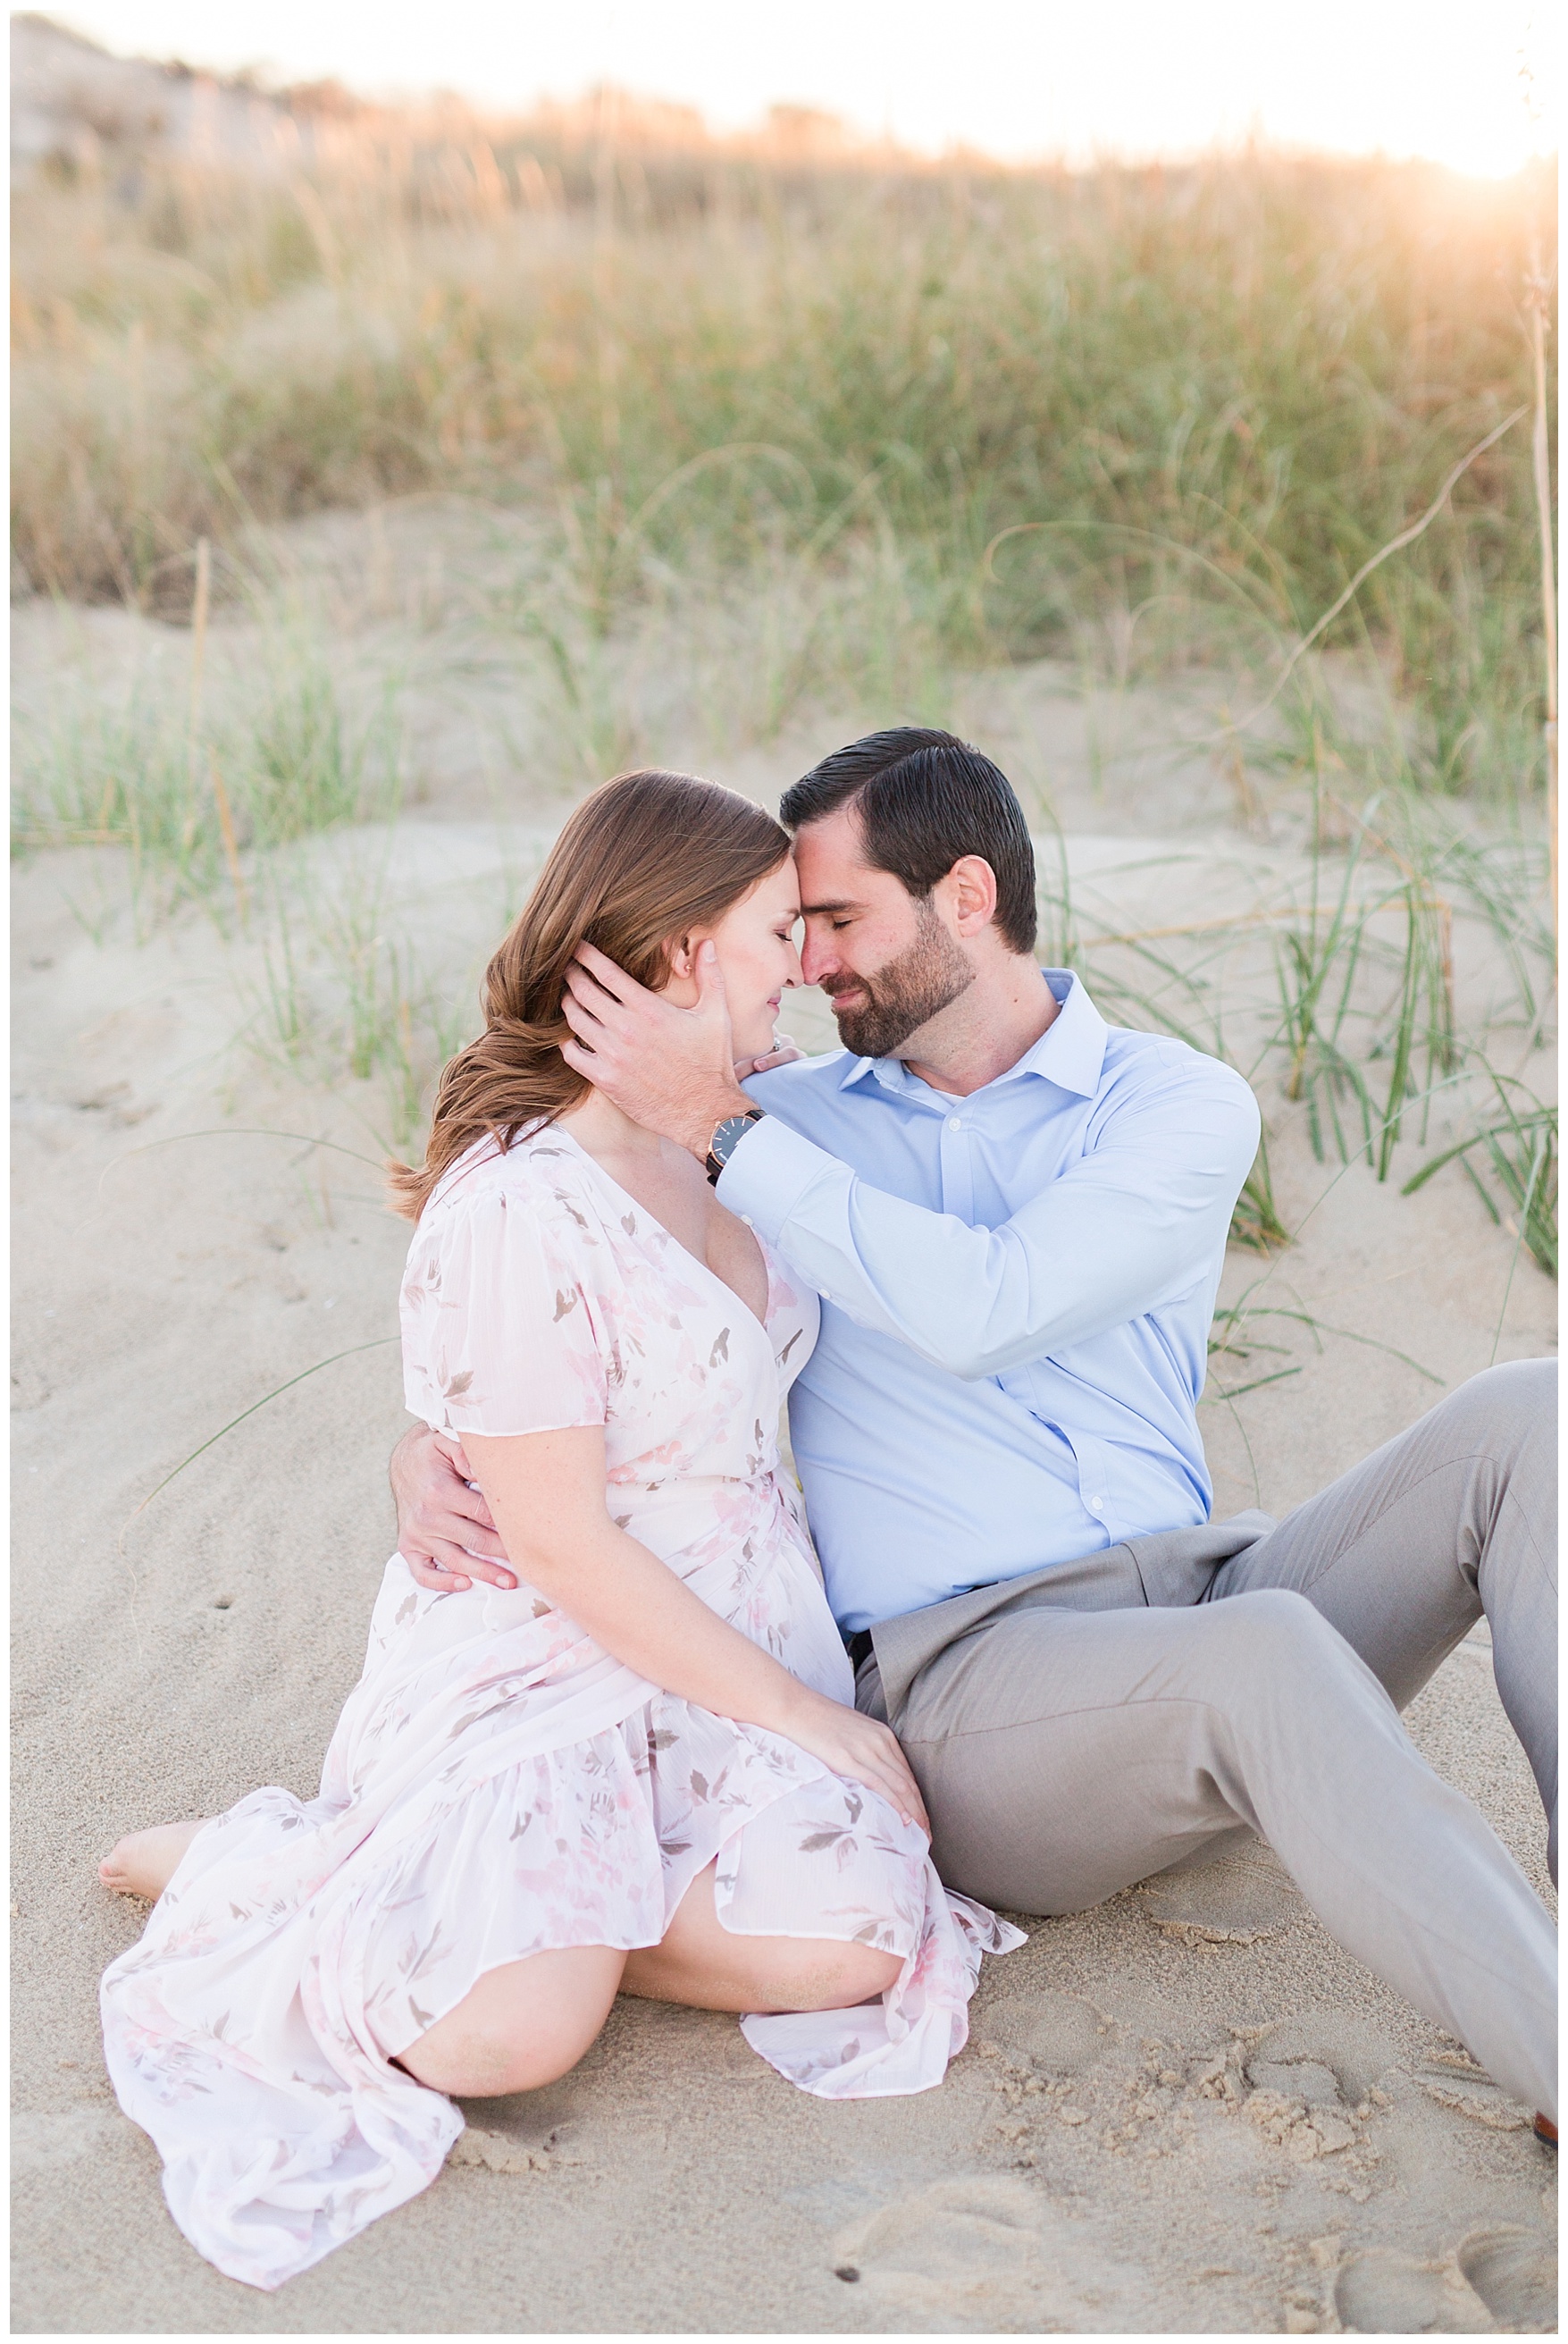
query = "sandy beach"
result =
(12, 596, 1559, 2331)
(9, 18, 1560, 2315)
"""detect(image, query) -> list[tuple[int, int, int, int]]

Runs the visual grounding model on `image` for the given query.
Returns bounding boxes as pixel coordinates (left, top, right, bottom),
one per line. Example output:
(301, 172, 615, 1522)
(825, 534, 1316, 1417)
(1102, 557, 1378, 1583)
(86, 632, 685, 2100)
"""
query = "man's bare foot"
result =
(98, 1819, 207, 1901)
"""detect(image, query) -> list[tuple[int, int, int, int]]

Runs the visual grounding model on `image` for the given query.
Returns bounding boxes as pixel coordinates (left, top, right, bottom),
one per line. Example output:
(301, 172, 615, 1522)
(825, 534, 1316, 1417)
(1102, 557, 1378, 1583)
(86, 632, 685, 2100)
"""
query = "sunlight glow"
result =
(26, 0, 1560, 176)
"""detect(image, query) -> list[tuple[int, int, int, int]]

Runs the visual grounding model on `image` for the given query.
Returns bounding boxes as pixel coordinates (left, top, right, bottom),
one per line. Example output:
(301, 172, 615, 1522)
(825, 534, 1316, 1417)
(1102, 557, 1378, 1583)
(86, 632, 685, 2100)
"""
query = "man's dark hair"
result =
(779, 727, 1037, 956)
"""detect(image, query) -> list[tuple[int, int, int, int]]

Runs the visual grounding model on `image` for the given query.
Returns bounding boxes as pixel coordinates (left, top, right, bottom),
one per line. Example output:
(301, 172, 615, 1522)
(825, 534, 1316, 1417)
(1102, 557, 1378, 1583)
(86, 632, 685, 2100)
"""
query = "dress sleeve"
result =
(400, 1185, 608, 1440)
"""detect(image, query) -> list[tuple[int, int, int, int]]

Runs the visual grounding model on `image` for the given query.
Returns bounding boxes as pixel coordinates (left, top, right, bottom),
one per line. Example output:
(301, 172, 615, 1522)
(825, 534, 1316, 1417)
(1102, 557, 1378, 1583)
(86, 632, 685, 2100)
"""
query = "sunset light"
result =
(32, 0, 1560, 176)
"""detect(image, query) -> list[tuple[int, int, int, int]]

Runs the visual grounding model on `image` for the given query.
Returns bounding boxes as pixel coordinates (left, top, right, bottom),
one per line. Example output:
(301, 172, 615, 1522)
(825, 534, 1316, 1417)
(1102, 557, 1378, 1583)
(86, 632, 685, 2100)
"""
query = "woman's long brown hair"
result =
(389, 769, 791, 1220)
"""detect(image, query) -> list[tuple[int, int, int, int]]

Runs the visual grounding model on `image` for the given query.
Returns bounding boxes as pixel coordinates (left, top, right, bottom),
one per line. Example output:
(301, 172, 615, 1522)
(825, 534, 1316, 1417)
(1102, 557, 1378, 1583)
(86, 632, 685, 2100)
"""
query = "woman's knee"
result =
(398, 1947, 622, 2097)
(746, 1938, 903, 2013)
(401, 2024, 577, 2099)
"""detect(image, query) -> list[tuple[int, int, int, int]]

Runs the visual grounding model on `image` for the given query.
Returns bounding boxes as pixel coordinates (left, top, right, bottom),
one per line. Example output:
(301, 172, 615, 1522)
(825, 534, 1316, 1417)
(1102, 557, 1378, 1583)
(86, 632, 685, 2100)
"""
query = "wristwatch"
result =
(705, 1106, 766, 1185)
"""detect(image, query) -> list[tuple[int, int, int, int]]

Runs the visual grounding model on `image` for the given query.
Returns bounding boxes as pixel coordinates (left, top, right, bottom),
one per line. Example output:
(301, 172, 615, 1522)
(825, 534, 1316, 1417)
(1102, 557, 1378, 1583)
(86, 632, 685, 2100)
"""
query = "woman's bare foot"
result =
(98, 1819, 207, 1901)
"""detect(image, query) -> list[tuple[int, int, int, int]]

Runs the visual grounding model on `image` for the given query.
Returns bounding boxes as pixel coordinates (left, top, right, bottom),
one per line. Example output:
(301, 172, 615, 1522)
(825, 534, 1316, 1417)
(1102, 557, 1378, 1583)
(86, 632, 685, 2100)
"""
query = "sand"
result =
(12, 582, 1559, 2333)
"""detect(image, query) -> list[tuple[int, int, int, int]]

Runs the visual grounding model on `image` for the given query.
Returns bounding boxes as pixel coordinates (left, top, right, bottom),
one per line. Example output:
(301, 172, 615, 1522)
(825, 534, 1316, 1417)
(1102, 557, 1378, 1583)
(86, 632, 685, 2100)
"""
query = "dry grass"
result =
(9, 108, 1557, 1256)
(11, 122, 1557, 807)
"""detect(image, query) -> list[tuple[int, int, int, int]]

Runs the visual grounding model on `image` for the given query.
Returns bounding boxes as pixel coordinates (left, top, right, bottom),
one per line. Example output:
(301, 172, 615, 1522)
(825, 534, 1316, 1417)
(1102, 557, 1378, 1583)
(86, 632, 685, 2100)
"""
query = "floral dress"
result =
(100, 1126, 1022, 2290)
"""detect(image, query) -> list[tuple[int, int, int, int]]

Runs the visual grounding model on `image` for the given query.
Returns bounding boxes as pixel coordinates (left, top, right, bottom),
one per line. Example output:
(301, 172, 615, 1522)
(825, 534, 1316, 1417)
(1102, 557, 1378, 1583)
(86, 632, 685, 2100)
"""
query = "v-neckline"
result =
(548, 1124, 773, 1337)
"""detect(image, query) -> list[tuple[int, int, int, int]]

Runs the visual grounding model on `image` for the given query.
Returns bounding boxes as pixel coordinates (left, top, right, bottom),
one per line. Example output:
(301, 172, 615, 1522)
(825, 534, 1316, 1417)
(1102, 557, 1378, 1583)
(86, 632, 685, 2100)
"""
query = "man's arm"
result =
(390, 1425, 516, 1592)
(719, 1055, 1262, 1378)
(556, 936, 1259, 1380)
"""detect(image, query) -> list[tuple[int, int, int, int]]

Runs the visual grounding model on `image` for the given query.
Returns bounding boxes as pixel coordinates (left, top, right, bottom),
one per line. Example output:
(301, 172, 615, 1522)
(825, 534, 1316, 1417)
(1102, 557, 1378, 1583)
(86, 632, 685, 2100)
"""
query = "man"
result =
(393, 727, 1556, 2124)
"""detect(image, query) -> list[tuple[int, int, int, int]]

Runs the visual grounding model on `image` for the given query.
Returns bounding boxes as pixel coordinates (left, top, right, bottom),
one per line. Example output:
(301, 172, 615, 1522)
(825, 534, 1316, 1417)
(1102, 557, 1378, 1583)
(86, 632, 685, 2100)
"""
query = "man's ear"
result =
(948, 856, 999, 938)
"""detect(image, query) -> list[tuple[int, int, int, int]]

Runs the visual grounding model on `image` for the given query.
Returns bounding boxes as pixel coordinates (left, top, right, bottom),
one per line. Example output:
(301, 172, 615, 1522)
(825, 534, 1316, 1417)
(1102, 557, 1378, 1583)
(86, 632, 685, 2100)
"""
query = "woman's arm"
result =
(463, 1425, 928, 1833)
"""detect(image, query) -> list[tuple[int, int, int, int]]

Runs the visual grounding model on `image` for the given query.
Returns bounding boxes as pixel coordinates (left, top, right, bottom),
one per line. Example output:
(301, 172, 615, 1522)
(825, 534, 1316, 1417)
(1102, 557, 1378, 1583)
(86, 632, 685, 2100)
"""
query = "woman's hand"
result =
(773, 1687, 930, 1837)
(462, 1425, 929, 1836)
(734, 1033, 804, 1079)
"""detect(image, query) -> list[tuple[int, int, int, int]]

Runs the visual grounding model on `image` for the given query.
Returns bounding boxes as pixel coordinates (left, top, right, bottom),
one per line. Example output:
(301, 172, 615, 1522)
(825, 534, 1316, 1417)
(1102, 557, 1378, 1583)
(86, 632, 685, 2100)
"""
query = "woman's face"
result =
(664, 855, 803, 1060)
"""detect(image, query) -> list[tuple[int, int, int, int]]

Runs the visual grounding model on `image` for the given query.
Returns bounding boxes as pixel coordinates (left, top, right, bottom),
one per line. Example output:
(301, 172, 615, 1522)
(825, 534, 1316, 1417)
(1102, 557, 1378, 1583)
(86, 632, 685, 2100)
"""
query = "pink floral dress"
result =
(100, 1126, 1022, 2290)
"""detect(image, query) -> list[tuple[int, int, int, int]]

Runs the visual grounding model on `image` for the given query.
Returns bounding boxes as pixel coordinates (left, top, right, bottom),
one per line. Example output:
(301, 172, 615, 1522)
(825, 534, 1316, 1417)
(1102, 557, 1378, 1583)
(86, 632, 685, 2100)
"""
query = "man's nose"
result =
(801, 935, 837, 987)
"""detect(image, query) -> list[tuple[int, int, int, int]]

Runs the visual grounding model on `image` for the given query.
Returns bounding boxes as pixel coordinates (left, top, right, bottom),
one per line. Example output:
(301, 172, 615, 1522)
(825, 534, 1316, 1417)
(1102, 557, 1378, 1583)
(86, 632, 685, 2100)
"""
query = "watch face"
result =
(710, 1110, 762, 1167)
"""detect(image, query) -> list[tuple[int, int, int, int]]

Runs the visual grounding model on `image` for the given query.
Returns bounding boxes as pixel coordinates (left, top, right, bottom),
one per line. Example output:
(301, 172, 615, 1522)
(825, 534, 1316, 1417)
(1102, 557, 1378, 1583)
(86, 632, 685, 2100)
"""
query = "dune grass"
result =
(12, 559, 406, 932)
(10, 116, 1557, 1265)
(12, 126, 1556, 807)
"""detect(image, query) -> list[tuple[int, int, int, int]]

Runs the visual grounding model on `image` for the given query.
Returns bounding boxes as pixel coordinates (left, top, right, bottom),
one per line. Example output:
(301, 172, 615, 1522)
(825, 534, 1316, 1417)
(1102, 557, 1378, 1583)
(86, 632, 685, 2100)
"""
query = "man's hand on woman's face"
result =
(559, 939, 751, 1158)
(390, 1424, 516, 1593)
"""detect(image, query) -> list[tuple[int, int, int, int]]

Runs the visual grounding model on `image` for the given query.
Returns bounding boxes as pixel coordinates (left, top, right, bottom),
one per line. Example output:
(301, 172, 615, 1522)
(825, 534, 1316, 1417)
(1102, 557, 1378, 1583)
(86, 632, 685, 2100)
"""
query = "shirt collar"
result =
(836, 969, 1108, 1105)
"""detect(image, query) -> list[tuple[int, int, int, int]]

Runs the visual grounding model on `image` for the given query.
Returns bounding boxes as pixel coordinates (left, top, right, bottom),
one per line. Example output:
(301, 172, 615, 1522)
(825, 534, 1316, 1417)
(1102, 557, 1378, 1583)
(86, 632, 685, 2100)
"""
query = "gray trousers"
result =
(856, 1360, 1557, 2116)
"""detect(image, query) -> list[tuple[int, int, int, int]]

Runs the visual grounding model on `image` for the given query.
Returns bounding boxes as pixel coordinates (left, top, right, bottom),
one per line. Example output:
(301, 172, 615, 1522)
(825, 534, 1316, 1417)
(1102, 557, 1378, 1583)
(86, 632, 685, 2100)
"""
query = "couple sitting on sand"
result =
(100, 730, 1556, 2289)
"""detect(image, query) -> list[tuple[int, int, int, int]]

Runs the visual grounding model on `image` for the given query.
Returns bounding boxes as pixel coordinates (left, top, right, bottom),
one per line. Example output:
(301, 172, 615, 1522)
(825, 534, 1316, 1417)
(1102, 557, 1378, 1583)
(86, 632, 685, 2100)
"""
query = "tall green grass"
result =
(10, 120, 1556, 1264)
(12, 132, 1556, 805)
(237, 840, 485, 1150)
(12, 590, 404, 926)
(1032, 722, 1555, 1266)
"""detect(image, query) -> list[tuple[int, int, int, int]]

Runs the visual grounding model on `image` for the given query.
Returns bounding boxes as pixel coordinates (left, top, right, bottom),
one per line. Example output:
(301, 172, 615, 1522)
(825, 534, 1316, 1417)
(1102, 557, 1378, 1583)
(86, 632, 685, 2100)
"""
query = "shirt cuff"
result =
(715, 1114, 845, 1242)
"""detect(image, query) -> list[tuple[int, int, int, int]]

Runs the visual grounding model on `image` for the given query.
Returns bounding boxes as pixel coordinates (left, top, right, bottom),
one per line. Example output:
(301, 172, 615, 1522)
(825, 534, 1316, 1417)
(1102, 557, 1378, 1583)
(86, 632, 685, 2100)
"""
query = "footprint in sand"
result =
(1140, 1839, 1306, 1945)
(1333, 2247, 1493, 2334)
(978, 1988, 1115, 2076)
(830, 2175, 1080, 2327)
(1456, 2226, 1558, 2331)
(1247, 2012, 1404, 2109)
(1243, 2054, 1363, 2160)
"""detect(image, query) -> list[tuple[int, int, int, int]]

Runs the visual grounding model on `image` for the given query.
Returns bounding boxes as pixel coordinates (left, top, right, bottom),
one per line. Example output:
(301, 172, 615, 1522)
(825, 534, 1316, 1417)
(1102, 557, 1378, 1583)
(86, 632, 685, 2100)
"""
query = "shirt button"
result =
(947, 1115, 962, 1131)
(1087, 1495, 1105, 1514)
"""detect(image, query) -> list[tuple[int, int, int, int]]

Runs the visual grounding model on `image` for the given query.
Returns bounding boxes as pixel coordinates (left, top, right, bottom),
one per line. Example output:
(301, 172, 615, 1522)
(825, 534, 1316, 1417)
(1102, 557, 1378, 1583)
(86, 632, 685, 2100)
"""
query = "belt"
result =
(845, 1628, 875, 1670)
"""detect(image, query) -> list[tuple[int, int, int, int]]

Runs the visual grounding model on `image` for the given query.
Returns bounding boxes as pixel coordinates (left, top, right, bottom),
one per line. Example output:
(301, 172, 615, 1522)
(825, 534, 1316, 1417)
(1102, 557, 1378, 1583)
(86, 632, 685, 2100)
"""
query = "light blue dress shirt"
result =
(727, 971, 1262, 1634)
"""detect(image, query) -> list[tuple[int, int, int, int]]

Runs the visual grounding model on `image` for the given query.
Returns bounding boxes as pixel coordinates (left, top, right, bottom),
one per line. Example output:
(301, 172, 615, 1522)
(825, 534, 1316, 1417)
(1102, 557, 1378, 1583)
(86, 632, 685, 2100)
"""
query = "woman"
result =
(99, 770, 1022, 2291)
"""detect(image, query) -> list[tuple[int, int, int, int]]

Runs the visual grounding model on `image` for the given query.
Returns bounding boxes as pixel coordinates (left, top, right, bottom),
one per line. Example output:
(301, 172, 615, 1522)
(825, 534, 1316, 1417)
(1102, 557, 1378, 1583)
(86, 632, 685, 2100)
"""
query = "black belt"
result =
(845, 1628, 875, 1670)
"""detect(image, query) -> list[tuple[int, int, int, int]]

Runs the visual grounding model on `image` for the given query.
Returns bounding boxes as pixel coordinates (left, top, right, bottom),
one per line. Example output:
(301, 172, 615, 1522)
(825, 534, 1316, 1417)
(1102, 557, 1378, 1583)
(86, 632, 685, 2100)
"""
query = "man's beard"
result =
(825, 898, 975, 1059)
